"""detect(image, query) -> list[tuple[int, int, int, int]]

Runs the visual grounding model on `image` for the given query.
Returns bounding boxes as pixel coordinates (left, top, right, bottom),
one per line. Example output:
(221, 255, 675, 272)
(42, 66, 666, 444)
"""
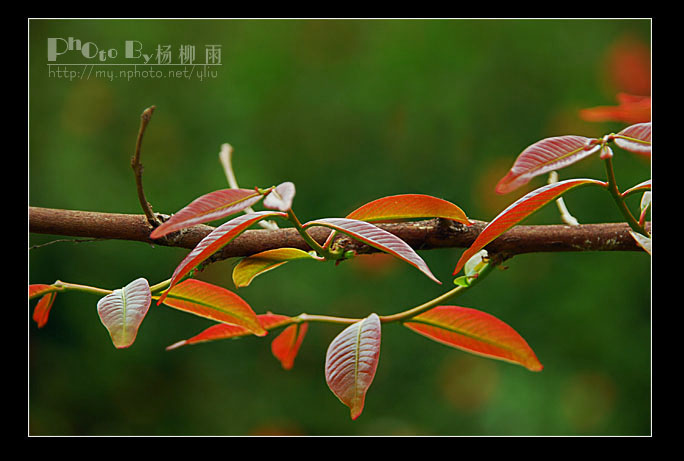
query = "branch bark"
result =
(29, 207, 650, 263)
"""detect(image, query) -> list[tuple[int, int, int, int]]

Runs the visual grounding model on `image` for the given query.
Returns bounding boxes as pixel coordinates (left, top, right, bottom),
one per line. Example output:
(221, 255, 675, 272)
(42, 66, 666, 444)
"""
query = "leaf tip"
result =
(149, 227, 164, 240)
(494, 171, 520, 195)
(528, 361, 544, 372)
(350, 402, 366, 420)
(452, 254, 469, 277)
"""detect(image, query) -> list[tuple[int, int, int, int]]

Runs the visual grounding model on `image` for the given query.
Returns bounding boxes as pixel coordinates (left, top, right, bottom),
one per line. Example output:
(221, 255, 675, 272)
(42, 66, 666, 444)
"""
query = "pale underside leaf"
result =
(97, 278, 151, 349)
(263, 181, 296, 211)
(304, 218, 441, 284)
(629, 231, 652, 255)
(495, 135, 601, 194)
(150, 188, 264, 239)
(614, 122, 651, 155)
(325, 313, 381, 420)
(621, 179, 651, 198)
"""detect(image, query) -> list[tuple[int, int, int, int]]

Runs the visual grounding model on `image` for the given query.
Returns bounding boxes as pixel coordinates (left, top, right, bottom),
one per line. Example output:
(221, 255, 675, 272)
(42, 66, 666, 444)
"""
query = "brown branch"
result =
(29, 207, 651, 263)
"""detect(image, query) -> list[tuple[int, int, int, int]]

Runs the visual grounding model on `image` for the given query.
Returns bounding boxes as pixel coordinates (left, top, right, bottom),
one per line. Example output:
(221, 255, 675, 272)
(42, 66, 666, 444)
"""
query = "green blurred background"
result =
(28, 19, 651, 435)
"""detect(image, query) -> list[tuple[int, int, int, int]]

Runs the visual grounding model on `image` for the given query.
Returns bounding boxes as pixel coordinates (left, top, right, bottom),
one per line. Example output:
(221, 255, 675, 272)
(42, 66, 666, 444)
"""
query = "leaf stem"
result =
(279, 261, 497, 328)
(294, 313, 360, 325)
(149, 278, 172, 294)
(47, 278, 172, 299)
(53, 280, 112, 296)
(603, 157, 647, 234)
(380, 260, 495, 323)
(286, 208, 336, 259)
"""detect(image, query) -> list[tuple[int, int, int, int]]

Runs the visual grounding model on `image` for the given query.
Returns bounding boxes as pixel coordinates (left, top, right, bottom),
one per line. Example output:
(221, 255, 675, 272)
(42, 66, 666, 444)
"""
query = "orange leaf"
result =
(346, 194, 471, 225)
(166, 313, 291, 350)
(454, 179, 606, 275)
(29, 284, 55, 300)
(161, 279, 267, 336)
(271, 323, 309, 370)
(32, 291, 57, 329)
(579, 93, 651, 125)
(404, 306, 542, 371)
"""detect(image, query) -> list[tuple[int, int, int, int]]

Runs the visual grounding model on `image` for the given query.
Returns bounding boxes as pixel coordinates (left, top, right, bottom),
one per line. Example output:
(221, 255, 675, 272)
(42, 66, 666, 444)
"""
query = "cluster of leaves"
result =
(29, 119, 650, 420)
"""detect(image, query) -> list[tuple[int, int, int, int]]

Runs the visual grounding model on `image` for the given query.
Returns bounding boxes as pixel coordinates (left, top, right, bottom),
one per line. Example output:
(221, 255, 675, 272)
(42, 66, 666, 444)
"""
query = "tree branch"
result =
(29, 207, 651, 263)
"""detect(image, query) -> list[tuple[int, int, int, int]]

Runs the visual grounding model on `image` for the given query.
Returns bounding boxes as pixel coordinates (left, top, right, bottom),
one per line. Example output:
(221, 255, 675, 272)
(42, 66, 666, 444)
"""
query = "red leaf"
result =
(495, 136, 601, 194)
(454, 178, 607, 275)
(606, 35, 651, 95)
(166, 313, 291, 350)
(96, 278, 152, 349)
(580, 93, 651, 124)
(346, 194, 471, 225)
(622, 179, 651, 198)
(32, 291, 57, 329)
(614, 122, 651, 155)
(158, 211, 287, 304)
(150, 189, 264, 239)
(271, 323, 309, 370)
(403, 306, 542, 371)
(232, 248, 324, 288)
(160, 279, 267, 336)
(263, 181, 296, 211)
(29, 284, 55, 300)
(304, 218, 441, 284)
(325, 314, 381, 420)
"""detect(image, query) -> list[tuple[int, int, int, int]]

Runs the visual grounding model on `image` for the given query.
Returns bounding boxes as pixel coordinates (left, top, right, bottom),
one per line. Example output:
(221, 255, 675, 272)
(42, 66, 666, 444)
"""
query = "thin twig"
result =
(218, 143, 279, 230)
(29, 237, 109, 250)
(131, 105, 160, 227)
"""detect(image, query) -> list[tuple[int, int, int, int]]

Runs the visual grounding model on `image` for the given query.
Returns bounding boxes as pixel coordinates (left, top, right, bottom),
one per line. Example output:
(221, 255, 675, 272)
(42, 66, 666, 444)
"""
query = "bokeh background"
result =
(28, 19, 651, 436)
